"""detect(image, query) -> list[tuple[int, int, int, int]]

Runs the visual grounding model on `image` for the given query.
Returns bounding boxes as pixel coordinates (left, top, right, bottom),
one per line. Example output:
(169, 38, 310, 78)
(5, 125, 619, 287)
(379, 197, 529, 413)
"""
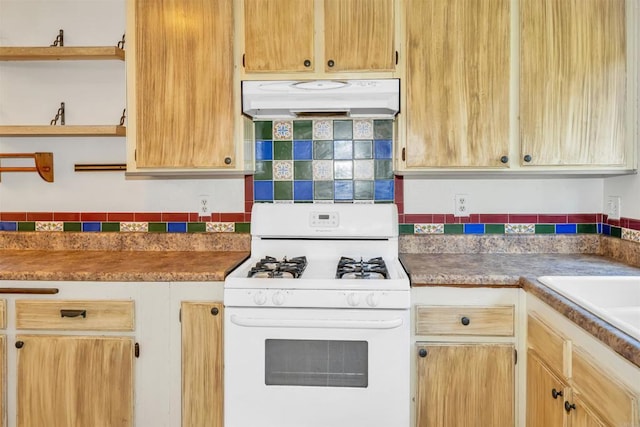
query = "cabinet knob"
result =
(224, 157, 232, 165)
(303, 59, 311, 67)
(523, 154, 532, 163)
(15, 341, 24, 349)
(418, 348, 428, 358)
(552, 388, 563, 399)
(211, 307, 219, 316)
(327, 59, 335, 68)
(564, 401, 576, 413)
(461, 316, 470, 326)
(500, 156, 509, 164)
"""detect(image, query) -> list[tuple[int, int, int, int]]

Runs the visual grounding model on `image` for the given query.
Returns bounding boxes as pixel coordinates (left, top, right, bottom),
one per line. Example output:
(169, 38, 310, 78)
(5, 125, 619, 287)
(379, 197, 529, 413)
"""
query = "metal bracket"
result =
(50, 29, 64, 47)
(50, 102, 65, 126)
(119, 108, 126, 125)
(117, 33, 125, 49)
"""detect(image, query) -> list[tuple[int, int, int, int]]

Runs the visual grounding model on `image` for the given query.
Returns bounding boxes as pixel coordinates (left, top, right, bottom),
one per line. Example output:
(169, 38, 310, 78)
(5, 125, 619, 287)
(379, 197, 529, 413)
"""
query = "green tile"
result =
(187, 222, 207, 233)
(374, 160, 393, 179)
(17, 222, 35, 231)
(535, 224, 555, 234)
(313, 140, 333, 159)
(148, 222, 167, 233)
(235, 222, 251, 233)
(274, 181, 293, 200)
(485, 224, 505, 234)
(255, 121, 273, 140)
(254, 161, 273, 180)
(444, 224, 464, 234)
(354, 140, 373, 159)
(274, 140, 292, 160)
(399, 224, 414, 234)
(577, 223, 598, 234)
(63, 222, 81, 232)
(610, 226, 622, 238)
(333, 120, 353, 139)
(374, 120, 393, 139)
(293, 120, 312, 139)
(101, 222, 120, 232)
(354, 180, 374, 200)
(314, 181, 334, 200)
(294, 161, 313, 180)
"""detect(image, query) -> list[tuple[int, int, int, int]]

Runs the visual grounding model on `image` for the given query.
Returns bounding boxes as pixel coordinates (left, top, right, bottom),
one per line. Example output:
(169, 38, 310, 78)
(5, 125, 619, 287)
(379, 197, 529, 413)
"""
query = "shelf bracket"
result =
(117, 34, 125, 49)
(50, 29, 64, 47)
(119, 108, 126, 126)
(50, 102, 65, 126)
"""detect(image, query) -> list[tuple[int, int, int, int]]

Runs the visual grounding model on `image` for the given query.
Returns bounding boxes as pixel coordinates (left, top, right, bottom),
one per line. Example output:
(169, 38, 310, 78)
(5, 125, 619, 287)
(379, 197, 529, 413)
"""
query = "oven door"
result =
(224, 307, 410, 427)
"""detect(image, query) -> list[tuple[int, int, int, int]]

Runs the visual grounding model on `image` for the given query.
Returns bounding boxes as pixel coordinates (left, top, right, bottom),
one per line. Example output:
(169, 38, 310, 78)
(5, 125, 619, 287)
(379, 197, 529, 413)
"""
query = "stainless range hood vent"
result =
(242, 79, 400, 120)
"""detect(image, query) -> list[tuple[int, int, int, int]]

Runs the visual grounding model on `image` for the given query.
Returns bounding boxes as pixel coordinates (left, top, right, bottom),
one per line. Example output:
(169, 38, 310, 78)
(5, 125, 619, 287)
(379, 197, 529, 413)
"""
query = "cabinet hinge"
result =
(402, 147, 406, 161)
(135, 342, 140, 358)
(242, 54, 245, 68)
(179, 308, 181, 323)
(134, 149, 137, 161)
(514, 349, 518, 365)
(395, 50, 399, 65)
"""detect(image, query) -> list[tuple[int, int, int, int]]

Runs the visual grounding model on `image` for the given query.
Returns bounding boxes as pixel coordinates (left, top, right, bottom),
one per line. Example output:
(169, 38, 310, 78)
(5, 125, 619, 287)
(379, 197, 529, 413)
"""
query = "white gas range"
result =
(224, 203, 410, 427)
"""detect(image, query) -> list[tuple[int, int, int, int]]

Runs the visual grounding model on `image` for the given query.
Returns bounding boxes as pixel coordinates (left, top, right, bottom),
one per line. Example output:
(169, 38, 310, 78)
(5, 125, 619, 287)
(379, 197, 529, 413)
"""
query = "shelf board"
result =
(0, 46, 125, 61)
(0, 125, 126, 136)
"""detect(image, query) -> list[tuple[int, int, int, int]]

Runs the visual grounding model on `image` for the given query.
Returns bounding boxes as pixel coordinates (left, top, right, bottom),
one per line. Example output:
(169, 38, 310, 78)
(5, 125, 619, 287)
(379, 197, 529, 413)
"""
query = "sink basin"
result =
(537, 276, 640, 341)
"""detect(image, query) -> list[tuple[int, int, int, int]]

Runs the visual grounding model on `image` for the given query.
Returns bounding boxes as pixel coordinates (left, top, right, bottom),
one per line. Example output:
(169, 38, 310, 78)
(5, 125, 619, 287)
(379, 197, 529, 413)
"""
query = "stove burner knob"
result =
(253, 291, 267, 306)
(272, 291, 285, 306)
(366, 292, 380, 307)
(346, 292, 361, 307)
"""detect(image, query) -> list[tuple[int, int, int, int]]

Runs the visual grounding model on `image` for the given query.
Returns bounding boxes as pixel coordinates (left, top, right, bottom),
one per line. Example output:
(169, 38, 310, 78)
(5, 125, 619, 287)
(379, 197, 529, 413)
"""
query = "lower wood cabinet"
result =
(0, 334, 5, 427)
(526, 350, 567, 427)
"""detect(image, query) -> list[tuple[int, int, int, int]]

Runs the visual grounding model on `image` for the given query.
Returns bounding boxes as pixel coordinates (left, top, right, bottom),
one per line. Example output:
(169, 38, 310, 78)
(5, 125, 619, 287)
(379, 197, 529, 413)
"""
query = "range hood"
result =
(241, 79, 400, 119)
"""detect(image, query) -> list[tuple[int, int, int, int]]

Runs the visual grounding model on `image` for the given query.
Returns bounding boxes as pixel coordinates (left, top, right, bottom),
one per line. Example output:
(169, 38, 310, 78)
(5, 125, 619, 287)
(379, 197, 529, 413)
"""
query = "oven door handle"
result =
(229, 314, 404, 330)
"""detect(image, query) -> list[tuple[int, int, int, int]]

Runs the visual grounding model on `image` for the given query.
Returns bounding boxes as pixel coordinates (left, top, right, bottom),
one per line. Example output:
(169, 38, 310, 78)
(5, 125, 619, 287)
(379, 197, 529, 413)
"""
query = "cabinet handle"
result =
(500, 156, 509, 164)
(135, 342, 140, 358)
(460, 316, 470, 326)
(564, 401, 576, 413)
(303, 59, 311, 67)
(552, 388, 563, 399)
(523, 154, 532, 163)
(224, 157, 232, 165)
(211, 307, 219, 316)
(15, 340, 24, 349)
(418, 348, 428, 358)
(327, 59, 335, 68)
(60, 309, 87, 318)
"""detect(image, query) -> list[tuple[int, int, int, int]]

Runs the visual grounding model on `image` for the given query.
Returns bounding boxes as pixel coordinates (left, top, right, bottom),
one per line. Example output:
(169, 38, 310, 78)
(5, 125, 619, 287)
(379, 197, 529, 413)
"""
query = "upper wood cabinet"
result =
(127, 0, 239, 171)
(402, 0, 511, 168)
(520, 0, 627, 167)
(242, 0, 396, 75)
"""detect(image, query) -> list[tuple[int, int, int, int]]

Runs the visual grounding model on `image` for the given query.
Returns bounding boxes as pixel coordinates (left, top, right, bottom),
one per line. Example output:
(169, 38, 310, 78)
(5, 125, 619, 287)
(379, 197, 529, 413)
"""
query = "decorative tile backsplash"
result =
(253, 119, 395, 203)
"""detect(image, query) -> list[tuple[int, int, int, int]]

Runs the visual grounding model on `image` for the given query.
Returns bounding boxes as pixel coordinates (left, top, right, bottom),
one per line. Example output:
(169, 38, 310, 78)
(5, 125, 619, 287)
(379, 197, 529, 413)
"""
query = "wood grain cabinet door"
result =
(526, 350, 566, 427)
(134, 0, 235, 168)
(0, 335, 4, 427)
(416, 343, 514, 427)
(404, 0, 510, 168)
(16, 335, 134, 427)
(181, 302, 223, 427)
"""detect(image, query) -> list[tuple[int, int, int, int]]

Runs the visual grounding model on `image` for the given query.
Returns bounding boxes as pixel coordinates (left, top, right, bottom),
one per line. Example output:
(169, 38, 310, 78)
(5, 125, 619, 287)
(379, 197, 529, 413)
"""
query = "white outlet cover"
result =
(606, 196, 621, 220)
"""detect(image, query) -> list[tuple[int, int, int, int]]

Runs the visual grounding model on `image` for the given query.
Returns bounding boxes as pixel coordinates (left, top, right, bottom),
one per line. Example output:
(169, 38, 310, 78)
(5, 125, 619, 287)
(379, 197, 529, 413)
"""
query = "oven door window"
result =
(265, 339, 368, 388)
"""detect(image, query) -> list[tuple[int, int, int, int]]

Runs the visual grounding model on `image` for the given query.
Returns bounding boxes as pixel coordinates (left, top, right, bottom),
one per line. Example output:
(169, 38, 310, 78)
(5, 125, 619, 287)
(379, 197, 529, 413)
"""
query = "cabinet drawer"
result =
(0, 299, 5, 329)
(527, 313, 567, 377)
(415, 305, 514, 336)
(16, 300, 134, 331)
(572, 346, 638, 427)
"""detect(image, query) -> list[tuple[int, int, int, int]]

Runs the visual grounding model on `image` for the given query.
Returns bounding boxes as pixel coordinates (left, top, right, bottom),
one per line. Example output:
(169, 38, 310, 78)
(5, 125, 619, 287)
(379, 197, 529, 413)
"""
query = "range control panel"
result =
(309, 212, 339, 228)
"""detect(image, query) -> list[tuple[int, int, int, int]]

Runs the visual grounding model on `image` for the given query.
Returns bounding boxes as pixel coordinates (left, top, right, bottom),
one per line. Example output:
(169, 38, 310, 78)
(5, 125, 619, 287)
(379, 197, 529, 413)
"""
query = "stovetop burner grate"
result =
(336, 257, 389, 280)
(247, 256, 308, 279)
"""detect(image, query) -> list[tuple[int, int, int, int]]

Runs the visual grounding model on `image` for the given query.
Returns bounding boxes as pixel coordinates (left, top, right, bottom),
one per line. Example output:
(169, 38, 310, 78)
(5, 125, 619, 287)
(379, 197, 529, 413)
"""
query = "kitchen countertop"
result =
(400, 253, 640, 368)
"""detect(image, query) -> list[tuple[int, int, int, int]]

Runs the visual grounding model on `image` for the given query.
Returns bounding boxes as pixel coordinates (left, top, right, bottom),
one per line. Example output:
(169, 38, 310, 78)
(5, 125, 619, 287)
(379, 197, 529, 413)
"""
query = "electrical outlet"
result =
(606, 196, 621, 220)
(197, 195, 211, 216)
(454, 194, 470, 217)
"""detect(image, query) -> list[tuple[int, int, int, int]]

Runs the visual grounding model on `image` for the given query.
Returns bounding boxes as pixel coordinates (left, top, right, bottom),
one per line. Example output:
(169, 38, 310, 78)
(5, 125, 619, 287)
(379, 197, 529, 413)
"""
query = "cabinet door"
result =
(416, 343, 514, 427)
(243, 0, 314, 72)
(134, 0, 235, 168)
(16, 335, 134, 427)
(324, 0, 395, 72)
(0, 335, 4, 427)
(569, 394, 606, 427)
(526, 350, 566, 427)
(404, 0, 510, 168)
(182, 302, 223, 427)
(520, 0, 626, 166)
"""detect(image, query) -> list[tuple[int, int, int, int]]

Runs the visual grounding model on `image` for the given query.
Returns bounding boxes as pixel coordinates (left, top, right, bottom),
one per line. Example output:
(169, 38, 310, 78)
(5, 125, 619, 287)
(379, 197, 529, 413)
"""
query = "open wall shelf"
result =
(0, 46, 125, 61)
(0, 125, 126, 137)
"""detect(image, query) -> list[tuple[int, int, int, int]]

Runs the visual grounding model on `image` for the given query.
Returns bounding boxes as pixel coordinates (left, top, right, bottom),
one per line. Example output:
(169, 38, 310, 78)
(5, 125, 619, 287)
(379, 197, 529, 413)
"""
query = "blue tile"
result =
(0, 221, 17, 231)
(82, 222, 101, 232)
(374, 139, 392, 159)
(293, 140, 313, 160)
(293, 181, 313, 200)
(602, 224, 611, 235)
(555, 224, 577, 234)
(334, 180, 353, 200)
(255, 140, 273, 160)
(597, 223, 602, 234)
(168, 222, 187, 233)
(254, 181, 274, 201)
(374, 180, 394, 201)
(464, 224, 485, 234)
